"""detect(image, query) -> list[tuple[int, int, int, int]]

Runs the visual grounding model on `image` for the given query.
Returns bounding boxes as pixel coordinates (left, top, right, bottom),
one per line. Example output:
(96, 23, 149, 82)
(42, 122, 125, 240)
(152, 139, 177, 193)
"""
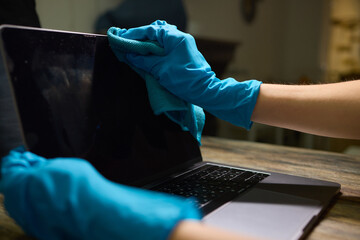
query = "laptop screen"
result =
(1, 26, 202, 186)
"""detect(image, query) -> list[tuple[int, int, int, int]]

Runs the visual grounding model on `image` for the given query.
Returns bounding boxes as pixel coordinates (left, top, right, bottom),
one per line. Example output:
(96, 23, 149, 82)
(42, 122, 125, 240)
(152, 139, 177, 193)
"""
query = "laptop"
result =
(0, 25, 340, 240)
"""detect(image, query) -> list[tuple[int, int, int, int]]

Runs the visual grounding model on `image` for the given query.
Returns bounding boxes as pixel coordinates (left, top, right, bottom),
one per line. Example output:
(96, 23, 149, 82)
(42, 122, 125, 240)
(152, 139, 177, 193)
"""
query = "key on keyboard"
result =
(152, 165, 269, 209)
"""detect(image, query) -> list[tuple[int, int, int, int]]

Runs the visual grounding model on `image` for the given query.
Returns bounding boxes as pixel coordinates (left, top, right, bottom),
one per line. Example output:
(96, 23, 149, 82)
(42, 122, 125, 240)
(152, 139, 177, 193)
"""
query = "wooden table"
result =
(200, 137, 360, 240)
(1, 136, 359, 239)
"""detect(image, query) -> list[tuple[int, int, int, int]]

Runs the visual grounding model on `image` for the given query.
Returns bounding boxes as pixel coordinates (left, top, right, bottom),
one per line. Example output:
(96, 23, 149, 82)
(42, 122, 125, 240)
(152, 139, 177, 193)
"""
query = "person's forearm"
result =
(251, 80, 360, 139)
(169, 220, 259, 240)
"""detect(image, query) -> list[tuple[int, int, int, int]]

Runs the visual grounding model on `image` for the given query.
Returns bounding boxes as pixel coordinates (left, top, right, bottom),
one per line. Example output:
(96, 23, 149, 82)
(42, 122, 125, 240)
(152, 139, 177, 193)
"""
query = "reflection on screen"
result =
(2, 27, 201, 186)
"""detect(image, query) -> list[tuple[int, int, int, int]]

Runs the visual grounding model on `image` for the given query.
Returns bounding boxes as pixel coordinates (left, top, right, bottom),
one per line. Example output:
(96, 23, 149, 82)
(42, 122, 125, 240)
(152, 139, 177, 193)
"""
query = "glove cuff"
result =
(233, 79, 262, 129)
(201, 78, 262, 129)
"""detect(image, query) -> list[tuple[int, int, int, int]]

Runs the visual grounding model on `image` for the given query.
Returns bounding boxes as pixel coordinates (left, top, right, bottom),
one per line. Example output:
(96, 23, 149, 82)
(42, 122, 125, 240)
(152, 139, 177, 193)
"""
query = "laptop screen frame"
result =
(0, 25, 203, 187)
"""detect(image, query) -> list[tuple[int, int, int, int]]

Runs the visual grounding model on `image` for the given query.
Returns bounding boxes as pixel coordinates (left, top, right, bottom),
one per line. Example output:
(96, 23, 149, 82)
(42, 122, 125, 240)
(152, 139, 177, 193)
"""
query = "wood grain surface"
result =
(200, 137, 360, 240)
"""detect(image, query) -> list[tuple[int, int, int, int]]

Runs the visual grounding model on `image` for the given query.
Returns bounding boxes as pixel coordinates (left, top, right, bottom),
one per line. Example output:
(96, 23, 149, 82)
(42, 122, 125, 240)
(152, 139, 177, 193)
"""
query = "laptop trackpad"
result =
(203, 188, 321, 240)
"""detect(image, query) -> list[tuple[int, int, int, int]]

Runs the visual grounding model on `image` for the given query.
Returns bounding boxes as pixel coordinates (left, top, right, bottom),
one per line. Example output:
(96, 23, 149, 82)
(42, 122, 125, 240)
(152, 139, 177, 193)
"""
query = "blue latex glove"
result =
(113, 20, 262, 129)
(0, 147, 201, 240)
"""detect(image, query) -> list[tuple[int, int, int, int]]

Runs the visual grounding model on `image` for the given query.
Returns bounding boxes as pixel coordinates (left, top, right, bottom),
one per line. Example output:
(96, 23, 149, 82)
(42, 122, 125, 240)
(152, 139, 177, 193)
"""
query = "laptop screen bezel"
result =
(0, 25, 203, 186)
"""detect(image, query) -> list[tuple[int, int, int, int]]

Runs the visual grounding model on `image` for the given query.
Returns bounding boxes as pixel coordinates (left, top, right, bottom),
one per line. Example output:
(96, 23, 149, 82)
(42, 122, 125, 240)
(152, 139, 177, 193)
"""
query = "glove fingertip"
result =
(151, 20, 177, 30)
(3, 146, 26, 161)
(151, 20, 167, 26)
(107, 27, 127, 37)
(10, 145, 26, 154)
(1, 147, 47, 172)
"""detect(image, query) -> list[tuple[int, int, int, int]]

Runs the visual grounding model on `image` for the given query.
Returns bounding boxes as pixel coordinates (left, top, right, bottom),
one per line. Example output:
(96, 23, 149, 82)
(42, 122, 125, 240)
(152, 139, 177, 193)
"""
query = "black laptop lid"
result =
(0, 25, 202, 186)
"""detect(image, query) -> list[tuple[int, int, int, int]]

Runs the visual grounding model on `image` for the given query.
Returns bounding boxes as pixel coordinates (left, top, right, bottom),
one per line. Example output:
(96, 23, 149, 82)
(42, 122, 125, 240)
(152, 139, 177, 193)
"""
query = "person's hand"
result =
(108, 21, 262, 129)
(0, 147, 201, 240)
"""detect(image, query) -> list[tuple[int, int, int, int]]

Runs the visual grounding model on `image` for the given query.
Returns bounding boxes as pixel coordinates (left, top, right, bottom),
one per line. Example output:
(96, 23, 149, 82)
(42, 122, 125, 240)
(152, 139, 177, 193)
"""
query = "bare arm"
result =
(251, 80, 360, 139)
(169, 220, 260, 240)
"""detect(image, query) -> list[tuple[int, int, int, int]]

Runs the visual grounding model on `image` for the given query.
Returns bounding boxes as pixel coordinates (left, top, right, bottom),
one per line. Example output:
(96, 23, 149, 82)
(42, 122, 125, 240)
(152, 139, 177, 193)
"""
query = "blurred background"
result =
(7, 0, 360, 154)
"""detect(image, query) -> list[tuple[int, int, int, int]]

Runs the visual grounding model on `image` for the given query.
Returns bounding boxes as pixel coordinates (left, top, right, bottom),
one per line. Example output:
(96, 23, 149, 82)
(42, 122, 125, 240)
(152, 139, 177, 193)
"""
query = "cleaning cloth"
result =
(107, 27, 205, 144)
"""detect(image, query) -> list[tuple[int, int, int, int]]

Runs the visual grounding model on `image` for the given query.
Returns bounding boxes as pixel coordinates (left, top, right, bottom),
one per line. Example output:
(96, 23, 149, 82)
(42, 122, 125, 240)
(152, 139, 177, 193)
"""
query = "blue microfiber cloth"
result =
(107, 27, 205, 145)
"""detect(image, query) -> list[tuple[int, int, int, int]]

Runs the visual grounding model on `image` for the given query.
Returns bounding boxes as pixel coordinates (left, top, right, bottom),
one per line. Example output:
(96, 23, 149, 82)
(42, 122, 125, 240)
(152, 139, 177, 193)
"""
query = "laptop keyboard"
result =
(152, 164, 269, 211)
